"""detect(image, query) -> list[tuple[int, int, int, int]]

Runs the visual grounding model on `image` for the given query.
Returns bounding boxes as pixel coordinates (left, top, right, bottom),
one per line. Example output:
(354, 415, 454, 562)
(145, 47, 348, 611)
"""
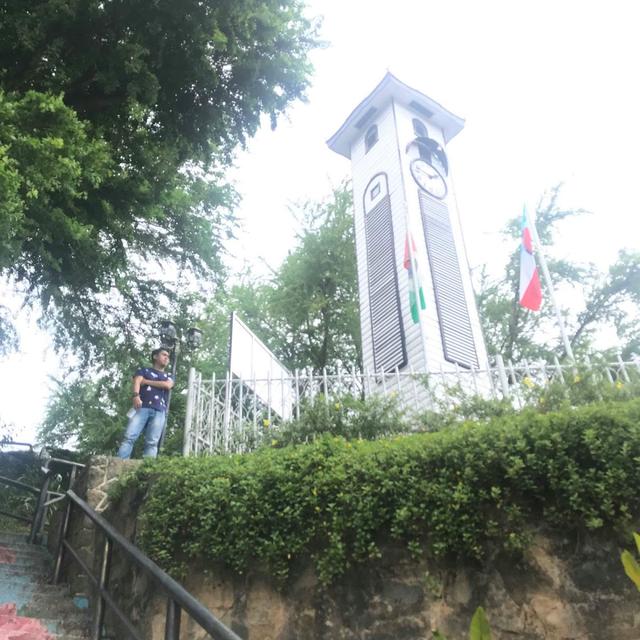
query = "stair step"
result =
(0, 550, 52, 565)
(2, 589, 88, 612)
(21, 602, 90, 623)
(0, 557, 50, 569)
(0, 532, 30, 544)
(0, 609, 90, 638)
(0, 540, 52, 554)
(0, 579, 70, 594)
(1, 582, 72, 596)
(0, 555, 51, 568)
(42, 614, 91, 635)
(0, 565, 51, 579)
(18, 594, 89, 617)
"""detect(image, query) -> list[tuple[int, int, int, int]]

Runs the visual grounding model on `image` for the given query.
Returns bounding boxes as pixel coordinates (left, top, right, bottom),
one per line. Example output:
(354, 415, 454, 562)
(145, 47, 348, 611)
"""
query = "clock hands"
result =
(410, 158, 447, 199)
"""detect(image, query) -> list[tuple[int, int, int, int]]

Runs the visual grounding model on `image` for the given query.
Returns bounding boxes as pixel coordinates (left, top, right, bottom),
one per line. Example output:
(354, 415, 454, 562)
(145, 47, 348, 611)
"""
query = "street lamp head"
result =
(186, 327, 203, 350)
(159, 320, 177, 347)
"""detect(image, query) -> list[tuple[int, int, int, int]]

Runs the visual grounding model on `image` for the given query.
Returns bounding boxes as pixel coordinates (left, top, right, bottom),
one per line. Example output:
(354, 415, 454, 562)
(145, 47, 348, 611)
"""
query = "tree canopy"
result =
(0, 0, 316, 162)
(0, 0, 318, 359)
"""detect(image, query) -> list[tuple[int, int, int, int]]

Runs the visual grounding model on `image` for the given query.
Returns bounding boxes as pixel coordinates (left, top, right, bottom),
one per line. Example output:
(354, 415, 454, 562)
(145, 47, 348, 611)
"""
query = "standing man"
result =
(117, 348, 174, 459)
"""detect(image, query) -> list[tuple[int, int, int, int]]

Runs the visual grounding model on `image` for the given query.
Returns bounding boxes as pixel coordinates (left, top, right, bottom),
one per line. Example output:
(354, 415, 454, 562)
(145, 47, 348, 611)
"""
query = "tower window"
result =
(412, 118, 428, 138)
(364, 124, 378, 153)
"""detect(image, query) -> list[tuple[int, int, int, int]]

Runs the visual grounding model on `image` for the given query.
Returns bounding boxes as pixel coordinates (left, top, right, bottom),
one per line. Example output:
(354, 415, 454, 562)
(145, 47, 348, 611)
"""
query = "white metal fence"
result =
(182, 355, 640, 456)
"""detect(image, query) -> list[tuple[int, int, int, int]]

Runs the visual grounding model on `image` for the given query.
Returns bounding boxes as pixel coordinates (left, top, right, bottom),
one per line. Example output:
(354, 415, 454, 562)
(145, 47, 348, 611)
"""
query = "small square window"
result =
(370, 183, 381, 200)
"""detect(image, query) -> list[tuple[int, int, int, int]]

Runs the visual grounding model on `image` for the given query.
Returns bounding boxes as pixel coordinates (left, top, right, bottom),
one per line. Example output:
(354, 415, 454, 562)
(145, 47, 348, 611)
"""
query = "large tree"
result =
(0, 0, 318, 359)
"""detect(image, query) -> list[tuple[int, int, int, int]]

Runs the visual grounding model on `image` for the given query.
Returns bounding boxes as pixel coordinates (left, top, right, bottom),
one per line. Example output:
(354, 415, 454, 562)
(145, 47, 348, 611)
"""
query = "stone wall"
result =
(64, 457, 640, 640)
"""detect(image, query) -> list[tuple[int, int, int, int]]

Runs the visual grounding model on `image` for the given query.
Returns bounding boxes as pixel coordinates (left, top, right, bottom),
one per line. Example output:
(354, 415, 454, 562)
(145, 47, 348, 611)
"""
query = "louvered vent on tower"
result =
(364, 174, 407, 373)
(418, 191, 478, 369)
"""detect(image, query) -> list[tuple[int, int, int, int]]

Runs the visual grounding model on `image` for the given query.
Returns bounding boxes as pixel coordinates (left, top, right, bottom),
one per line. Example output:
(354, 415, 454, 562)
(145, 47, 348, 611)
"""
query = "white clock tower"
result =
(327, 73, 490, 406)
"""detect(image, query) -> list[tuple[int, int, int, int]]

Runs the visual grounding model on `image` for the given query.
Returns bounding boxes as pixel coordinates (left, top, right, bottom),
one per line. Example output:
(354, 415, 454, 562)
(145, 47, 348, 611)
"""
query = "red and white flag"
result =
(519, 209, 542, 311)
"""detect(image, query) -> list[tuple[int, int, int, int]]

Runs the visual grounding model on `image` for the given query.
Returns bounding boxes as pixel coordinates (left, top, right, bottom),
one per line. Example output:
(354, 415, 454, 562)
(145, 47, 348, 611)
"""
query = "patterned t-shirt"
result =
(134, 367, 173, 412)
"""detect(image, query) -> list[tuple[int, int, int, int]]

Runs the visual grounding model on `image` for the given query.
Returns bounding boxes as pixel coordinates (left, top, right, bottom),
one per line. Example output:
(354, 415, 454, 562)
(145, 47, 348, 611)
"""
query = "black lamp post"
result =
(157, 321, 203, 453)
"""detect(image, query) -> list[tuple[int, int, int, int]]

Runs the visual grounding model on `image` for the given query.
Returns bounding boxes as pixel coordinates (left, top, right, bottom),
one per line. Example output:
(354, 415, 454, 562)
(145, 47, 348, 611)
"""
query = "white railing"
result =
(182, 355, 640, 456)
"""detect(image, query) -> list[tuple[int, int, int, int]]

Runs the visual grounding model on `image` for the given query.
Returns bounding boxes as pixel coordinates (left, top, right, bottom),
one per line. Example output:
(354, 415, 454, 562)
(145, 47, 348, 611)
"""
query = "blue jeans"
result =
(117, 408, 166, 459)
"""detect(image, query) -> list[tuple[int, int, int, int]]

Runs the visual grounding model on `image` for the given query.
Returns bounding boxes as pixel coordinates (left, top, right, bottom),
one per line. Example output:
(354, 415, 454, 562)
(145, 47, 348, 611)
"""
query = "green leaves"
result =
(118, 398, 640, 586)
(621, 532, 640, 591)
(0, 1, 318, 361)
(0, 0, 319, 162)
(431, 607, 494, 639)
(219, 183, 361, 373)
(469, 607, 492, 640)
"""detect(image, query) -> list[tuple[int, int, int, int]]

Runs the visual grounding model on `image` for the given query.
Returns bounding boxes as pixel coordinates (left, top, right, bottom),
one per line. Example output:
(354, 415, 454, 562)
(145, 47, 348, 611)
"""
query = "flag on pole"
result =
(403, 232, 426, 323)
(518, 209, 542, 311)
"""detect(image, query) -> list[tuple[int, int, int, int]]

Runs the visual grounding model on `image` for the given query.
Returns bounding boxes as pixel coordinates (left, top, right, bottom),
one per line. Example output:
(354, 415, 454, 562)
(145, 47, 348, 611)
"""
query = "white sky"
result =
(230, 0, 640, 274)
(2, 0, 640, 442)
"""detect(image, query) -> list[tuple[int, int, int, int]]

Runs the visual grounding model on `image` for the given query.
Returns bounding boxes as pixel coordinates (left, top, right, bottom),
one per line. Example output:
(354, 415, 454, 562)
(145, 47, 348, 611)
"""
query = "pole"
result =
(158, 340, 179, 454)
(524, 206, 575, 362)
(182, 367, 197, 457)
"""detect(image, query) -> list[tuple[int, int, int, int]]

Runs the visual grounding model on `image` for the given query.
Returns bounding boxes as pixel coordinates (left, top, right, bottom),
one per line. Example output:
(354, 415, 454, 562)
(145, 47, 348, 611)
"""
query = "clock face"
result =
(410, 158, 447, 199)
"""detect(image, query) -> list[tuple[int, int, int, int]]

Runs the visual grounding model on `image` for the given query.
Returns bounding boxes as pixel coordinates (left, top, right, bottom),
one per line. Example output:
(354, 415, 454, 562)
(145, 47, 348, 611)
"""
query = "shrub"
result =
(121, 398, 640, 585)
(531, 365, 640, 412)
(268, 392, 406, 446)
(418, 384, 516, 432)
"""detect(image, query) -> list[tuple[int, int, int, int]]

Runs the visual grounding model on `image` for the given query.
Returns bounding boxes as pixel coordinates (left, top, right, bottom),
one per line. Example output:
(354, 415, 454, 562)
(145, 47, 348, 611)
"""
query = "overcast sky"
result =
(230, 0, 640, 274)
(2, 0, 639, 441)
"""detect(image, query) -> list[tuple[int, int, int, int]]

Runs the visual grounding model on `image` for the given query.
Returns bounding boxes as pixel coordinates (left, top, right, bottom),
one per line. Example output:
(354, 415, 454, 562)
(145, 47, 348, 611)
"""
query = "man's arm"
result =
(141, 377, 175, 390)
(132, 375, 143, 409)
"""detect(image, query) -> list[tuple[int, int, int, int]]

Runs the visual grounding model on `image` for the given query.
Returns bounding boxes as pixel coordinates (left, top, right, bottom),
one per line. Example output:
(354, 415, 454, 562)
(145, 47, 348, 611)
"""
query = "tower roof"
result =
(326, 72, 465, 159)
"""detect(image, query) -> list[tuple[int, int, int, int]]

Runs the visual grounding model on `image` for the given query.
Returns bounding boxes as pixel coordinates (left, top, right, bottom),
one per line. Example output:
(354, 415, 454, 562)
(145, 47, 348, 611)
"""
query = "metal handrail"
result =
(0, 443, 84, 543)
(0, 447, 44, 536)
(0, 474, 41, 495)
(54, 489, 242, 640)
(0, 441, 34, 450)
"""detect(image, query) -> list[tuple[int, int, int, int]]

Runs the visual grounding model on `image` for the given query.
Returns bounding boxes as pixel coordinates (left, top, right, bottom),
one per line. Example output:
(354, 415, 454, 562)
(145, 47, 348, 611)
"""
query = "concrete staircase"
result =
(0, 532, 91, 640)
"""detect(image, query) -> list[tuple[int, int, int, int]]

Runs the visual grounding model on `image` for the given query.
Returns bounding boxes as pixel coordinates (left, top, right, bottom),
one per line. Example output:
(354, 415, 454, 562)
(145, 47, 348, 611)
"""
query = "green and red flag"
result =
(403, 232, 426, 323)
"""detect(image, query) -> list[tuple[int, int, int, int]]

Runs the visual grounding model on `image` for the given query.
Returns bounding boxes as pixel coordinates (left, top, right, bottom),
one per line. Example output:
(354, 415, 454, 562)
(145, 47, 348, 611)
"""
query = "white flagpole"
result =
(524, 206, 575, 362)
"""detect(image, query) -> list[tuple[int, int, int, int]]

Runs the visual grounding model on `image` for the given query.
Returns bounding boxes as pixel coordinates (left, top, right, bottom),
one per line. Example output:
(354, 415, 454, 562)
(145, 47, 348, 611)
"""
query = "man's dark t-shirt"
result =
(135, 367, 172, 412)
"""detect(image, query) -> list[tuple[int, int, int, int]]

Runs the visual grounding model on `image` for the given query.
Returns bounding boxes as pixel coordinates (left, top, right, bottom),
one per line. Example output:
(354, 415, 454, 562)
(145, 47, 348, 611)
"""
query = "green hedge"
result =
(121, 399, 640, 584)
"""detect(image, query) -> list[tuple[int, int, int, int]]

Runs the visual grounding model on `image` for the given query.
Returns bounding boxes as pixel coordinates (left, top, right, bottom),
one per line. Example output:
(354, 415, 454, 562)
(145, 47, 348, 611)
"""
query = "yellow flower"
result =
(573, 375, 582, 383)
(522, 376, 534, 389)
(616, 380, 624, 389)
(262, 418, 270, 428)
(334, 402, 341, 410)
(271, 439, 278, 447)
